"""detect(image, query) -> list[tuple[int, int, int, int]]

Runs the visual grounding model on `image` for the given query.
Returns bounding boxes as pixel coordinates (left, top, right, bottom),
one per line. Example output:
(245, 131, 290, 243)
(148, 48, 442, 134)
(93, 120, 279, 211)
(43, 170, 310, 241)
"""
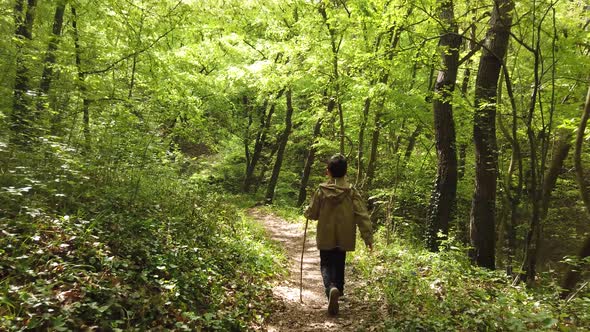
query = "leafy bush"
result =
(0, 139, 283, 331)
(350, 232, 590, 331)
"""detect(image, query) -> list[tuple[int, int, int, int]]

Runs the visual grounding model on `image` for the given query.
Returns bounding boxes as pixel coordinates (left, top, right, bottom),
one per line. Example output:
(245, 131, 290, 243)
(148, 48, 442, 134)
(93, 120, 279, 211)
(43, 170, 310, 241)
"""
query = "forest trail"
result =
(249, 208, 385, 332)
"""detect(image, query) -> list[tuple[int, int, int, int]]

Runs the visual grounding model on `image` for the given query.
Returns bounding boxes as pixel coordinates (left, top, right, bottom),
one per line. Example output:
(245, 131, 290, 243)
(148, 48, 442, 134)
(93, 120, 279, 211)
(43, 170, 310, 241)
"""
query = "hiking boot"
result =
(328, 287, 340, 315)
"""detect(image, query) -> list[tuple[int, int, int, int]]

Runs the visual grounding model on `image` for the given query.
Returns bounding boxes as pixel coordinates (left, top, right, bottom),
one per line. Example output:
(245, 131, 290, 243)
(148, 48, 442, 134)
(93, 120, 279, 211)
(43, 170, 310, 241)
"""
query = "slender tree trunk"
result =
(244, 90, 284, 192)
(497, 62, 523, 275)
(573, 86, 590, 227)
(561, 85, 590, 298)
(338, 102, 345, 154)
(266, 89, 294, 204)
(357, 97, 372, 184)
(128, 8, 145, 99)
(461, 5, 477, 97)
(365, 111, 382, 189)
(541, 129, 573, 218)
(71, 7, 91, 150)
(319, 3, 345, 154)
(247, 105, 271, 188)
(129, 55, 138, 98)
(36, 1, 66, 121)
(244, 99, 269, 191)
(357, 9, 412, 186)
(243, 96, 253, 175)
(404, 123, 423, 162)
(364, 23, 405, 189)
(297, 90, 335, 206)
(458, 143, 467, 179)
(11, 0, 38, 145)
(426, 0, 461, 252)
(521, 8, 554, 283)
(256, 142, 279, 190)
(470, 0, 514, 269)
(297, 117, 322, 206)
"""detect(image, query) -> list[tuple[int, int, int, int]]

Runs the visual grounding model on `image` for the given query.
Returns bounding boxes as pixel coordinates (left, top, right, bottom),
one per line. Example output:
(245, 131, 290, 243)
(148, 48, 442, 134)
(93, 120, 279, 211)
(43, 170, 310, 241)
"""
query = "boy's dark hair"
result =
(327, 154, 347, 178)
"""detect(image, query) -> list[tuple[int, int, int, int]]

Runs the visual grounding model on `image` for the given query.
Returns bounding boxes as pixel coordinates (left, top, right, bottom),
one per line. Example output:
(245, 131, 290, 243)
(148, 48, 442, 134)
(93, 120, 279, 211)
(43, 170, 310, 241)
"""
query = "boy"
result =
(304, 154, 373, 316)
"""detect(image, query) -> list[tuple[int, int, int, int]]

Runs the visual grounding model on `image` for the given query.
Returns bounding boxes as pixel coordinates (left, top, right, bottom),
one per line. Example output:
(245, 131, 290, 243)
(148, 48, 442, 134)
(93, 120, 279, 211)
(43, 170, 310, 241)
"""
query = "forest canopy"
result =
(1, 0, 589, 330)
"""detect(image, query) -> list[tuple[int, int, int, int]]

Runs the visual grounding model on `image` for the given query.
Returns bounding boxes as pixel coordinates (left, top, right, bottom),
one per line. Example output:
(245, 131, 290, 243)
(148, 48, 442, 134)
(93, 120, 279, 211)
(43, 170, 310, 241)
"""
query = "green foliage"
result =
(0, 141, 283, 331)
(1, 0, 590, 329)
(350, 232, 590, 331)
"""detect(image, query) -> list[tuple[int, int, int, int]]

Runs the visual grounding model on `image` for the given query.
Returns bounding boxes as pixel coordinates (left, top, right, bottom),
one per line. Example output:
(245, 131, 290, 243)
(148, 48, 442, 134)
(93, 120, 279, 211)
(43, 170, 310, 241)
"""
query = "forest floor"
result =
(249, 208, 387, 332)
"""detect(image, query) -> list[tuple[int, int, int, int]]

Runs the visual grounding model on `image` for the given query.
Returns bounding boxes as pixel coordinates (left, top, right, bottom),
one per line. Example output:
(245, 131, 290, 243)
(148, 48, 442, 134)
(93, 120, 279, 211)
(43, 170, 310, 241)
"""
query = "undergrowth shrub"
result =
(0, 139, 283, 331)
(350, 232, 589, 331)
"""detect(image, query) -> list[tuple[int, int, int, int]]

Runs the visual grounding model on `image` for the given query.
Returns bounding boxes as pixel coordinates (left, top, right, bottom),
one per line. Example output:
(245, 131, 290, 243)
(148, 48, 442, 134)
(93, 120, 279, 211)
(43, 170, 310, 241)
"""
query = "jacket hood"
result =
(319, 177, 352, 202)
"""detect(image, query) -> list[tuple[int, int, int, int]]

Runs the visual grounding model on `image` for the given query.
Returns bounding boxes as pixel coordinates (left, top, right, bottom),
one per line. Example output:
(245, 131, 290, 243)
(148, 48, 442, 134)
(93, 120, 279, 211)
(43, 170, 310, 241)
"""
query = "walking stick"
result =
(300, 217, 309, 303)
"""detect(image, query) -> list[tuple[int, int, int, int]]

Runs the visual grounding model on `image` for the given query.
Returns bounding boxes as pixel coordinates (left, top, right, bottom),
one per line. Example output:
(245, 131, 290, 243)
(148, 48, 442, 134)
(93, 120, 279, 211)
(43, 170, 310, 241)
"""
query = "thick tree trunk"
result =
(11, 0, 38, 145)
(266, 89, 294, 204)
(426, 0, 461, 252)
(36, 1, 66, 120)
(470, 0, 514, 269)
(561, 86, 590, 298)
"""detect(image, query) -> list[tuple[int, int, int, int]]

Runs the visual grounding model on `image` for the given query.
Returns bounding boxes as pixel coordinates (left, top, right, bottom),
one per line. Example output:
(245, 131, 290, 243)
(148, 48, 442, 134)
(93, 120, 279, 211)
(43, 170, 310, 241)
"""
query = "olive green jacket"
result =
(304, 177, 373, 251)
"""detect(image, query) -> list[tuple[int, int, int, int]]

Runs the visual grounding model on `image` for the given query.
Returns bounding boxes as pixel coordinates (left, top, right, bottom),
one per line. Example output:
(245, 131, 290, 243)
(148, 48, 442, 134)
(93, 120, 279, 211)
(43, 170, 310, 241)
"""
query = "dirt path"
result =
(249, 208, 385, 332)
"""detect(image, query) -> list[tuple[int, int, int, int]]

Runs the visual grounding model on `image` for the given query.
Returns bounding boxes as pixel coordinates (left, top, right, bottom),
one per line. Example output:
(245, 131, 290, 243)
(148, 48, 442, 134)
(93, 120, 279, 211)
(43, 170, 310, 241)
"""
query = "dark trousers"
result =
(320, 249, 346, 298)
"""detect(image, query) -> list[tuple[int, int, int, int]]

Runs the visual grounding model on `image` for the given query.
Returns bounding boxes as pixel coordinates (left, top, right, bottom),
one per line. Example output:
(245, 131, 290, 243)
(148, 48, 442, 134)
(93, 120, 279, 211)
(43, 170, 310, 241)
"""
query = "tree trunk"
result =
(36, 1, 66, 121)
(561, 237, 590, 299)
(338, 102, 345, 155)
(521, 9, 554, 283)
(256, 142, 279, 190)
(11, 0, 38, 146)
(297, 117, 322, 207)
(426, 0, 461, 252)
(244, 99, 270, 192)
(244, 89, 285, 192)
(356, 97, 372, 184)
(297, 90, 335, 206)
(561, 85, 590, 298)
(470, 0, 514, 269)
(497, 62, 523, 276)
(71, 7, 91, 150)
(461, 5, 477, 97)
(128, 8, 146, 100)
(243, 96, 253, 175)
(318, 3, 344, 154)
(265, 89, 294, 204)
(458, 143, 467, 179)
(365, 111, 382, 189)
(404, 123, 423, 162)
(541, 129, 573, 218)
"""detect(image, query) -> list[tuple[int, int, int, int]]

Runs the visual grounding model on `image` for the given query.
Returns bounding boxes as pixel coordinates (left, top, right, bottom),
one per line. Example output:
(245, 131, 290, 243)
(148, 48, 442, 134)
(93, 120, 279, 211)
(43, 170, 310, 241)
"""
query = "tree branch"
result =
(82, 26, 177, 75)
